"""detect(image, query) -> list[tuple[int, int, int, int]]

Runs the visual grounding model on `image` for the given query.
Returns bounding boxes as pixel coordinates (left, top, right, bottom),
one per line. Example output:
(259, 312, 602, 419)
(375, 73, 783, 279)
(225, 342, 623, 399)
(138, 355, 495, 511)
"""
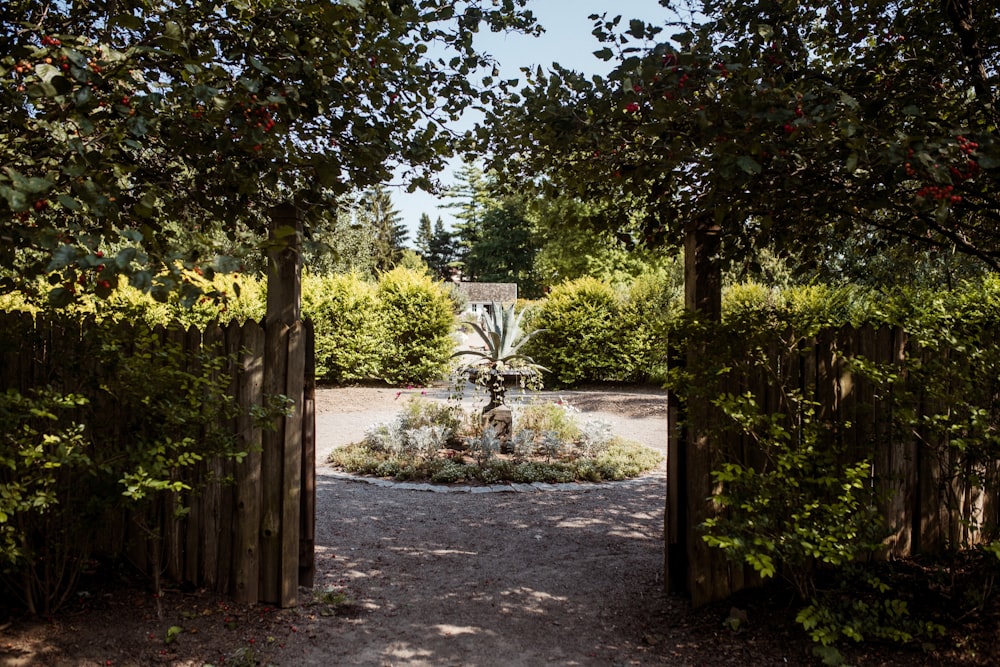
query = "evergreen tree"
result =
(362, 185, 407, 273)
(416, 213, 434, 256)
(463, 199, 541, 296)
(441, 162, 492, 274)
(423, 217, 457, 281)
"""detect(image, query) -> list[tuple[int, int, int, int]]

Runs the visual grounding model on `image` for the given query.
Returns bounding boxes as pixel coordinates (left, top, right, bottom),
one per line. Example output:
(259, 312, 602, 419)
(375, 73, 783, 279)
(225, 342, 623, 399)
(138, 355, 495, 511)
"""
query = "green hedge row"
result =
(303, 269, 457, 385)
(520, 275, 1000, 388)
(16, 268, 1000, 389)
(2, 268, 458, 386)
(521, 274, 681, 388)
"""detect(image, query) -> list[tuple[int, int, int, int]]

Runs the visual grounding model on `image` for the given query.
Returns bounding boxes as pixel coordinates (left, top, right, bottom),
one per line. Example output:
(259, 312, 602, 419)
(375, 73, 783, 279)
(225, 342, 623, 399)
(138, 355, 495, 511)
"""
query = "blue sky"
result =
(392, 0, 669, 241)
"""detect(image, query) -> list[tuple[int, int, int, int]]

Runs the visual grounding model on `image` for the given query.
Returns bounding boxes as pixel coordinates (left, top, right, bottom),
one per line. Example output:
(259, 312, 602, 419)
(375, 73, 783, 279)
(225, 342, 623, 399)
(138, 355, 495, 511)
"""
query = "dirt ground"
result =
(1, 385, 997, 666)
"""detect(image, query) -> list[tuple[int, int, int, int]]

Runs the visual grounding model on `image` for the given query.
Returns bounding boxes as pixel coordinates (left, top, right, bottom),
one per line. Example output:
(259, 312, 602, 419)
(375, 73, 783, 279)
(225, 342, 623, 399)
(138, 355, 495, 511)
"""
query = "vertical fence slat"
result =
(200, 323, 224, 590)
(260, 321, 289, 604)
(233, 321, 265, 604)
(281, 322, 306, 603)
(217, 320, 243, 594)
(177, 326, 201, 584)
(299, 319, 316, 589)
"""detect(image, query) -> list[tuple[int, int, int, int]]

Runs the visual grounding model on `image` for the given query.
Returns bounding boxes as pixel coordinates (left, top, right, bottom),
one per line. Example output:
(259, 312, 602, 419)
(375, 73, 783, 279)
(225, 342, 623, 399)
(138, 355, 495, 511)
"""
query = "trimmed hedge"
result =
(375, 268, 456, 385)
(522, 275, 681, 388)
(303, 273, 384, 383)
(1, 268, 458, 386)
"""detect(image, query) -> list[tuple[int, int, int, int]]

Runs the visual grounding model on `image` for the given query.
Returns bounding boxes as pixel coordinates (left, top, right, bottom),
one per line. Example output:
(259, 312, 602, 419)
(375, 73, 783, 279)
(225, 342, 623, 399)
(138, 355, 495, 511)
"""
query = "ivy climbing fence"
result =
(0, 311, 315, 608)
(669, 324, 1000, 606)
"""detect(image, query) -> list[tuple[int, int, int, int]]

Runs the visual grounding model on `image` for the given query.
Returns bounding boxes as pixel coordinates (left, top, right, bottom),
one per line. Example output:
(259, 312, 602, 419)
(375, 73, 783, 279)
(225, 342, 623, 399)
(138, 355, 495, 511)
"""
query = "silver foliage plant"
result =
(364, 419, 452, 460)
(579, 419, 613, 457)
(469, 426, 502, 465)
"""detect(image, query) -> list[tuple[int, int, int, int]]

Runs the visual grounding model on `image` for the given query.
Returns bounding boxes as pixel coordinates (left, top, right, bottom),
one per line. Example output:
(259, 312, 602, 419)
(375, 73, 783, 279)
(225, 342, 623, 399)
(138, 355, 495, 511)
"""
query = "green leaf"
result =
(4, 168, 52, 194)
(165, 626, 183, 644)
(0, 186, 27, 211)
(47, 245, 79, 271)
(56, 195, 82, 211)
(34, 63, 61, 83)
(736, 156, 762, 175)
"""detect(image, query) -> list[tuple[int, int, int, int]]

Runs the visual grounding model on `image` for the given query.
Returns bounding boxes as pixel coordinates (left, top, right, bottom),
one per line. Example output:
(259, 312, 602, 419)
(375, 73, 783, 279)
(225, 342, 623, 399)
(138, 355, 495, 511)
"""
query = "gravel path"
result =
(295, 386, 770, 667)
(304, 385, 674, 665)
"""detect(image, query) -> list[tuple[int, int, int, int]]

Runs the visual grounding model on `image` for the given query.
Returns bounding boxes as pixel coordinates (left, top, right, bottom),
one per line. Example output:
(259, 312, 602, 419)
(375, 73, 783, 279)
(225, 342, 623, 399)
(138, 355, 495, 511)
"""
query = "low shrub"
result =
(515, 401, 582, 445)
(0, 389, 93, 615)
(522, 278, 628, 387)
(521, 275, 681, 387)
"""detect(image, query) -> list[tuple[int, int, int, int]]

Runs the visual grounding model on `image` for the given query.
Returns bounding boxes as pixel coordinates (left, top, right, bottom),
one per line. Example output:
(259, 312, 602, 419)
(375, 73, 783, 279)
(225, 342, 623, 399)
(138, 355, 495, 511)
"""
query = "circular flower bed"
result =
(327, 396, 663, 485)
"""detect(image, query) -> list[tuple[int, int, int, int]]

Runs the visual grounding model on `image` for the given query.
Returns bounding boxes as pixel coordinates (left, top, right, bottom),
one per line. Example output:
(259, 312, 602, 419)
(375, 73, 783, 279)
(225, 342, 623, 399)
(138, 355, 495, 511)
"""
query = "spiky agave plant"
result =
(452, 302, 547, 410)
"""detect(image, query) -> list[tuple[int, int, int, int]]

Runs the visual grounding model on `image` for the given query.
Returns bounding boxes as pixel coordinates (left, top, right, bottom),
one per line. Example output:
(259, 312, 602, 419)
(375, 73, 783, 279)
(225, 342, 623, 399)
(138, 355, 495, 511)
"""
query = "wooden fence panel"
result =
(0, 315, 313, 606)
(672, 321, 1000, 605)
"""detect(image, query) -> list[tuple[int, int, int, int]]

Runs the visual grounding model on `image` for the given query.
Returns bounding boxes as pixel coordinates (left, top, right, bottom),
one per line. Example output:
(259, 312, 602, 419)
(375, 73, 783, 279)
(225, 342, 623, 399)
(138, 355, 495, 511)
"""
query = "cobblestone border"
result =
(320, 468, 665, 493)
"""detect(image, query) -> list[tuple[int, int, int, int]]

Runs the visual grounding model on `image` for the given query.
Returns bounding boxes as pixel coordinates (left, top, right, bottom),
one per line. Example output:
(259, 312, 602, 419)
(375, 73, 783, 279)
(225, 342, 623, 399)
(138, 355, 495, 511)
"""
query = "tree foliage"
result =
(462, 198, 541, 295)
(527, 193, 679, 286)
(416, 213, 458, 281)
(360, 185, 408, 273)
(0, 0, 538, 303)
(483, 0, 1000, 276)
(441, 161, 493, 273)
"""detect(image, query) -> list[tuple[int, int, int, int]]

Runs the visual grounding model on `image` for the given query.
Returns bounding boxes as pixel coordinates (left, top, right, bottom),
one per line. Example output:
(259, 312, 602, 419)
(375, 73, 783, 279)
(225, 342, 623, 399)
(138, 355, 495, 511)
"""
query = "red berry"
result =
(33, 199, 48, 211)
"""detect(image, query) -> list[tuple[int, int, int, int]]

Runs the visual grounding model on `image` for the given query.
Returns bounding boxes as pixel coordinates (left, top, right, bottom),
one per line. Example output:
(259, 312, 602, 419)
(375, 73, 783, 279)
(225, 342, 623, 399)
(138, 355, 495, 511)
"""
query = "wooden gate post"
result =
(260, 202, 306, 607)
(666, 217, 733, 605)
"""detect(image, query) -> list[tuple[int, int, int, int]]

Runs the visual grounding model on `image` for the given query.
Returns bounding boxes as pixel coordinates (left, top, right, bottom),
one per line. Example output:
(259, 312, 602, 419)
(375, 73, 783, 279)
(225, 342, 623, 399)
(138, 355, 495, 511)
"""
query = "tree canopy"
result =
(483, 0, 999, 278)
(1, 0, 537, 303)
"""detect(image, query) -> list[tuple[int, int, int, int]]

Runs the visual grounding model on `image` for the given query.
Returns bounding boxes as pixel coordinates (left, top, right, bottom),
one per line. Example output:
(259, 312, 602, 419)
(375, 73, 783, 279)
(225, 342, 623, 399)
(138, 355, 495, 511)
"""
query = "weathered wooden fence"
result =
(0, 312, 315, 607)
(668, 324, 1000, 605)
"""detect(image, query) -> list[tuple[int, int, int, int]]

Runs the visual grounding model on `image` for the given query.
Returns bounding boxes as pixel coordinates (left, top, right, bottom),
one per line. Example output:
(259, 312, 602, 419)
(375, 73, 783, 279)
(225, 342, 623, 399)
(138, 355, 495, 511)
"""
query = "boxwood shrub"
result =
(302, 272, 384, 383)
(523, 277, 672, 387)
(375, 267, 457, 385)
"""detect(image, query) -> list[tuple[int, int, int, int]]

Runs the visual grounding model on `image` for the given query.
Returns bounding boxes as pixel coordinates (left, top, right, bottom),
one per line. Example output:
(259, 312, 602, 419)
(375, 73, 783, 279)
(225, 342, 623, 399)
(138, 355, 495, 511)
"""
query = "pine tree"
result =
(362, 185, 407, 273)
(426, 216, 457, 281)
(463, 198, 540, 295)
(441, 162, 492, 275)
(416, 212, 434, 256)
